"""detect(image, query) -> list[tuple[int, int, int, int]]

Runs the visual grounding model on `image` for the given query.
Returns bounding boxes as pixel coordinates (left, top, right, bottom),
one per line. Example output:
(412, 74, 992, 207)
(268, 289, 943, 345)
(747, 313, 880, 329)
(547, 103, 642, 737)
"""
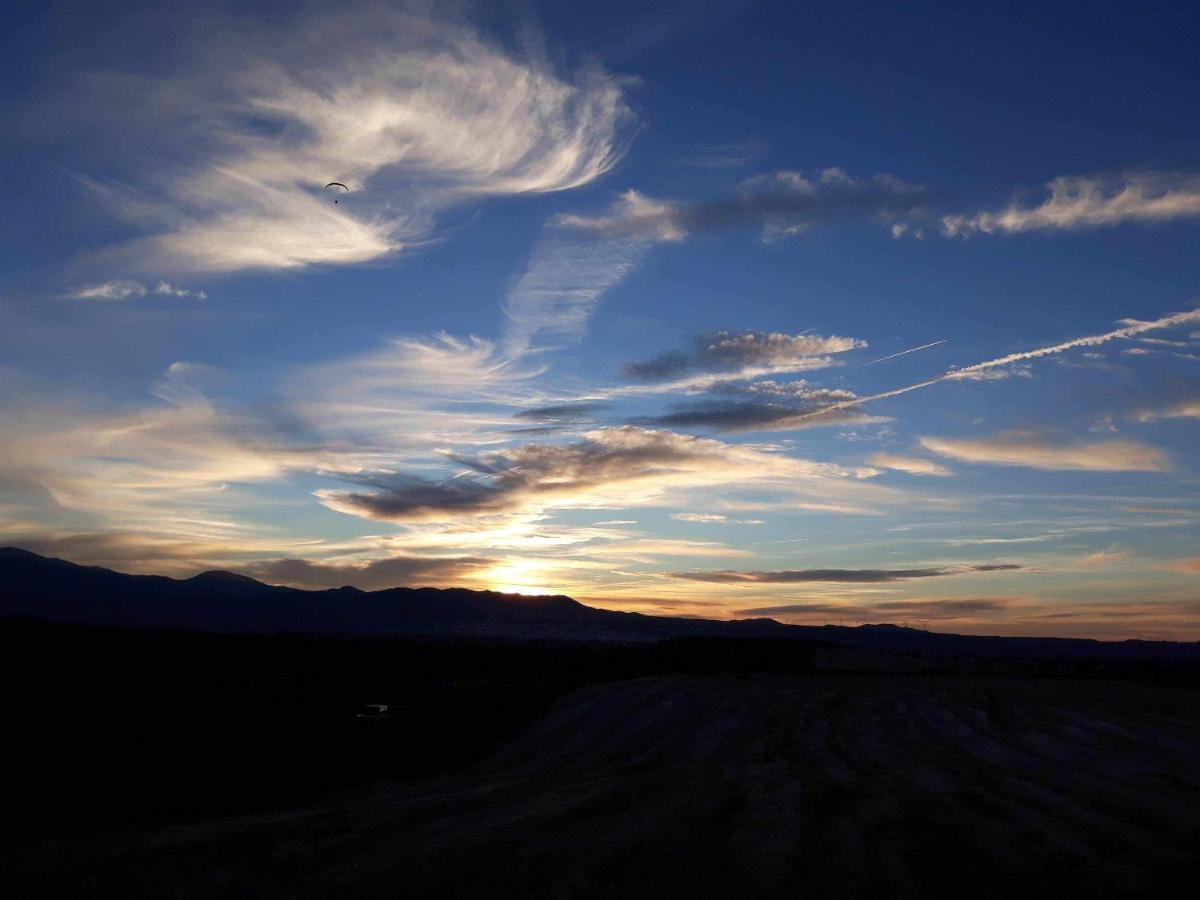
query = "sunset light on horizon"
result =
(3, 1, 1199, 641)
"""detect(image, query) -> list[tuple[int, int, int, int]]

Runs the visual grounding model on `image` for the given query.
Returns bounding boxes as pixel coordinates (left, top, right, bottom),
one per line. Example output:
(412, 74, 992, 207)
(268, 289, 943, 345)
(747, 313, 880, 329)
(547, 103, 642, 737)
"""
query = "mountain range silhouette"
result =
(2, 547, 1195, 661)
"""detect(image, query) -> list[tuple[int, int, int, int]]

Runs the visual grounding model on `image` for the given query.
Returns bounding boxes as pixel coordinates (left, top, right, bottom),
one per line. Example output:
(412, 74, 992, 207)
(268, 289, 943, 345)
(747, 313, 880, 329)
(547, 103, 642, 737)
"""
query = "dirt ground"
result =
(7, 673, 1199, 898)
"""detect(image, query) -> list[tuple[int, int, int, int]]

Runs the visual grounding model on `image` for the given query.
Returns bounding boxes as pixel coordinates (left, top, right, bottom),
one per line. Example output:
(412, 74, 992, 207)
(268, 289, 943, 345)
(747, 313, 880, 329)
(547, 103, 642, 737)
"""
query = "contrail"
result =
(947, 308, 1200, 379)
(434, 465, 523, 488)
(865, 339, 947, 365)
(791, 307, 1200, 424)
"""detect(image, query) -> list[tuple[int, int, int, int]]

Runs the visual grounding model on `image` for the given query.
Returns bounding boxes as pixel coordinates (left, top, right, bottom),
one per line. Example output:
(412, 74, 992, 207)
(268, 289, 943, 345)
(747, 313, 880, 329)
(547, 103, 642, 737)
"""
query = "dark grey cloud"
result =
(318, 426, 739, 523)
(514, 402, 610, 423)
(740, 598, 1016, 618)
(638, 401, 867, 433)
(680, 138, 768, 170)
(625, 351, 691, 381)
(243, 555, 492, 590)
(672, 564, 1023, 584)
(0, 477, 69, 514)
(634, 379, 867, 433)
(623, 331, 864, 383)
(324, 471, 509, 520)
(562, 168, 928, 242)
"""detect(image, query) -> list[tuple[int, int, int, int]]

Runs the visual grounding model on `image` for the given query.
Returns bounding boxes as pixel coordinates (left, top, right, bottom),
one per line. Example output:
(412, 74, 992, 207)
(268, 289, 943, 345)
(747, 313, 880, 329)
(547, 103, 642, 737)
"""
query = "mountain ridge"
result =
(1, 547, 1196, 662)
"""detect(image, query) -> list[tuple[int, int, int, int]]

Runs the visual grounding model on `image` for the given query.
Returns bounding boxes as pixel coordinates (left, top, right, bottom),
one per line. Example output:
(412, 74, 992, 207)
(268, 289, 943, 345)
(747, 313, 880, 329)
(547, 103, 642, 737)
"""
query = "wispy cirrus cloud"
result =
(0, 359, 389, 545)
(502, 232, 649, 356)
(71, 8, 631, 274)
(941, 172, 1200, 237)
(288, 331, 550, 455)
(305, 332, 543, 400)
(671, 513, 763, 524)
(2, 402, 304, 524)
(920, 432, 1170, 472)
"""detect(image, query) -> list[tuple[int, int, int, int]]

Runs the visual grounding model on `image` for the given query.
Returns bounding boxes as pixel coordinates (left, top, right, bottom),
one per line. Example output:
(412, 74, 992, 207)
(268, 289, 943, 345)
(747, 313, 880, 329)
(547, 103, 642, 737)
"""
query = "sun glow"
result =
(482, 560, 557, 596)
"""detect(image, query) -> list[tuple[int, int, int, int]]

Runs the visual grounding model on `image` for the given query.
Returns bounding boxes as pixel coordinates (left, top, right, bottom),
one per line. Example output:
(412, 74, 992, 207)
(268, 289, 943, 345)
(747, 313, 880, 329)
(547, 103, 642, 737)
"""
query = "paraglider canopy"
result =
(325, 182, 349, 203)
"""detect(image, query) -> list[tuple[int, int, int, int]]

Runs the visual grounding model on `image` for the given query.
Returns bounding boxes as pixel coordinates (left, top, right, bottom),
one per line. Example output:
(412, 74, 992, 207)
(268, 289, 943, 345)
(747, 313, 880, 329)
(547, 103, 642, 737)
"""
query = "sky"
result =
(2, 0, 1199, 639)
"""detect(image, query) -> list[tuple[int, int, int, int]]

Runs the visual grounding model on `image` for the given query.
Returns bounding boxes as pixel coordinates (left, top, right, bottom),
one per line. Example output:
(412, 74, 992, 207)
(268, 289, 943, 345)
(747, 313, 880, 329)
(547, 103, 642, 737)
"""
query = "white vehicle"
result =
(354, 703, 391, 724)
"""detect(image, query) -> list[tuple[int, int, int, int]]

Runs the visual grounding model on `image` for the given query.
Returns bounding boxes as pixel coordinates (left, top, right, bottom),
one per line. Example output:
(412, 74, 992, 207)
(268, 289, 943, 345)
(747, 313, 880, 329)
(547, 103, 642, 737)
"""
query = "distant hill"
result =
(0, 547, 790, 642)
(1, 547, 1196, 663)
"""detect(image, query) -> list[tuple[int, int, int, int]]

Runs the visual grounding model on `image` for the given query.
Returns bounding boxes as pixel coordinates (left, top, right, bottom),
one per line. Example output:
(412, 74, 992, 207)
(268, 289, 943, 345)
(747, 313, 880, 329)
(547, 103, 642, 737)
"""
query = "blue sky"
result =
(2, 1, 1199, 638)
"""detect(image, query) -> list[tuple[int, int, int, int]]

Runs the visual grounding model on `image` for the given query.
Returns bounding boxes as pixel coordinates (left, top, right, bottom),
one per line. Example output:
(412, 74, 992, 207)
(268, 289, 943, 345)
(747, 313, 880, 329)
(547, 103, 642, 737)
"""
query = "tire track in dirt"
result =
(7, 674, 1198, 898)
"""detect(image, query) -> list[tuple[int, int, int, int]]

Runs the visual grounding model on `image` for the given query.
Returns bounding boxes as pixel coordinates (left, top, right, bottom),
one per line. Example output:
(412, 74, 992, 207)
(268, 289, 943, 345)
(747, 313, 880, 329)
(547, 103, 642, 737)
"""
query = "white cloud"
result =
(869, 453, 952, 477)
(67, 279, 206, 301)
(557, 190, 687, 242)
(670, 513, 765, 525)
(1136, 399, 1200, 422)
(78, 10, 630, 274)
(890, 222, 925, 240)
(942, 172, 1200, 236)
(920, 432, 1169, 472)
(154, 281, 207, 299)
(67, 280, 148, 300)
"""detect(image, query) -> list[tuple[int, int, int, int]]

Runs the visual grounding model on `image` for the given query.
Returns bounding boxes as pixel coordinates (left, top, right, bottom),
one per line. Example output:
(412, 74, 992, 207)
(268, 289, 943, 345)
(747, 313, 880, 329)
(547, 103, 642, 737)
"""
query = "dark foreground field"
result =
(3, 623, 1198, 898)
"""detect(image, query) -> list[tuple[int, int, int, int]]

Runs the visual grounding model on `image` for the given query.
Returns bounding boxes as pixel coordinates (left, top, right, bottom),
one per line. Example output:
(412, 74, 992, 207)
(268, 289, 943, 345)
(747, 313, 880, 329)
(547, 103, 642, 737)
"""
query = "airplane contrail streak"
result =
(791, 307, 1200, 424)
(865, 339, 948, 365)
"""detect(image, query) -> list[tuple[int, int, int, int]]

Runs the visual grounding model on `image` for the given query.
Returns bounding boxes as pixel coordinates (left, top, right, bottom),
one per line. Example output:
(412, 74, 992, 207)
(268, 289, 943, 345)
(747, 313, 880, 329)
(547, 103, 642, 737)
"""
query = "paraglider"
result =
(325, 182, 349, 203)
